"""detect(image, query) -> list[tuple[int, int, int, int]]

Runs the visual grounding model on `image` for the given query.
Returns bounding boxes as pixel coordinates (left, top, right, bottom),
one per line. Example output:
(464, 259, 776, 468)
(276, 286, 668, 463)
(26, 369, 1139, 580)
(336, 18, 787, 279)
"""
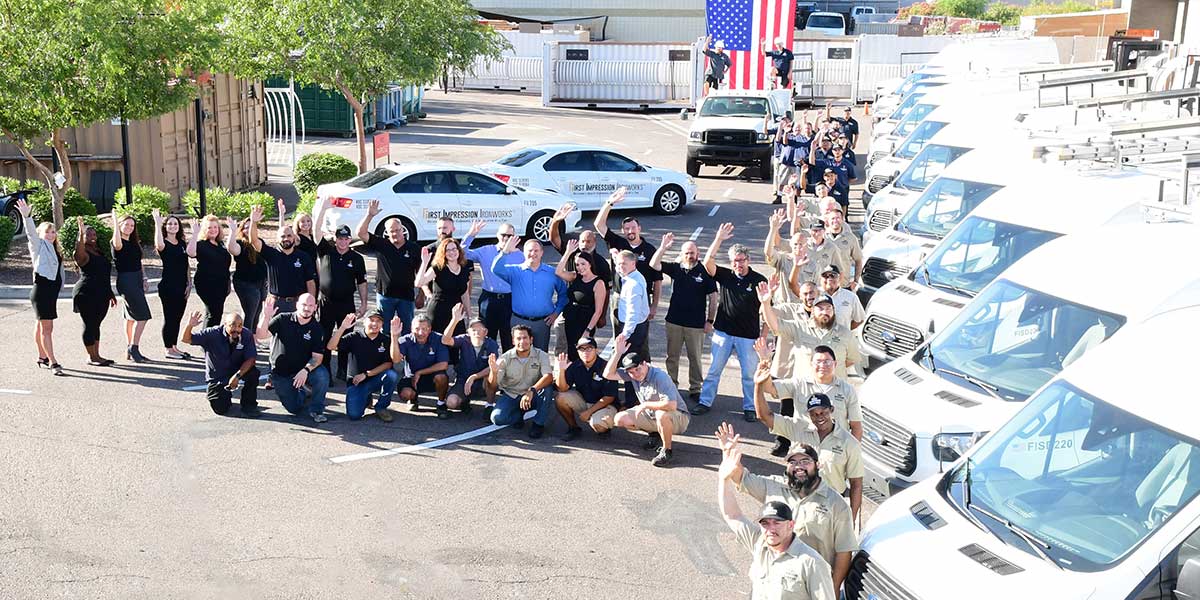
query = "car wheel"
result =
(526, 210, 555, 244)
(653, 185, 685, 215)
(686, 158, 700, 177)
(5, 206, 21, 235)
(375, 216, 418, 243)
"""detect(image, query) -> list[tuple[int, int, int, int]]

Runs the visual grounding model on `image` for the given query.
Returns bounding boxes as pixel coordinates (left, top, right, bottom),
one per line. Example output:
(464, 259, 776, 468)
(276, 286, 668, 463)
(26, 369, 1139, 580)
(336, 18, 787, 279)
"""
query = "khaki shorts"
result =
(627, 408, 690, 435)
(558, 389, 617, 432)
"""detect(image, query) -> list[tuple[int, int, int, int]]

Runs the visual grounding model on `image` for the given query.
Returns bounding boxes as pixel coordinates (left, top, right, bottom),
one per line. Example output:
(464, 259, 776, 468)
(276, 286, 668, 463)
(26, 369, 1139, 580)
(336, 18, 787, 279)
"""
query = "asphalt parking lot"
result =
(0, 90, 872, 599)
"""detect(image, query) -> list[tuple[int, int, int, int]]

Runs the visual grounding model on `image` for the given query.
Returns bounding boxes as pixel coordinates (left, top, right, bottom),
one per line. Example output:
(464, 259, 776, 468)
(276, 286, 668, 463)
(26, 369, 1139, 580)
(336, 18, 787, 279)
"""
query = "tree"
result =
(0, 0, 224, 227)
(222, 0, 507, 174)
(982, 2, 1023, 25)
(933, 0, 988, 18)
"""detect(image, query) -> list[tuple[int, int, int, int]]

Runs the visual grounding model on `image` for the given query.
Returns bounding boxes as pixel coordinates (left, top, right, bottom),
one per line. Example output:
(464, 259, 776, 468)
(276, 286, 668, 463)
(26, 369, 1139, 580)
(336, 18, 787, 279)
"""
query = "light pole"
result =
(195, 96, 207, 216)
(120, 116, 132, 206)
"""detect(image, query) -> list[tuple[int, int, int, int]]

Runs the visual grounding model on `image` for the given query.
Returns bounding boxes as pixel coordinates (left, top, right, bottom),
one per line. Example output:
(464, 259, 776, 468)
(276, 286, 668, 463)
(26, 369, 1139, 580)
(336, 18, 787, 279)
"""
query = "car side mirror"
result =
(1176, 556, 1200, 599)
(637, 164, 648, 172)
(680, 109, 689, 121)
(505, 186, 517, 195)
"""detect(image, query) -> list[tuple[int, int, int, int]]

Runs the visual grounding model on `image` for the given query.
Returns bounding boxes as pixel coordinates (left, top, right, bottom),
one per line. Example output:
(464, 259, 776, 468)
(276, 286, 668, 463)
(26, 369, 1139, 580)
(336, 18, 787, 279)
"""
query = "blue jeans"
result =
(272, 367, 330, 417)
(345, 370, 399, 419)
(377, 295, 414, 335)
(698, 329, 759, 411)
(491, 389, 554, 427)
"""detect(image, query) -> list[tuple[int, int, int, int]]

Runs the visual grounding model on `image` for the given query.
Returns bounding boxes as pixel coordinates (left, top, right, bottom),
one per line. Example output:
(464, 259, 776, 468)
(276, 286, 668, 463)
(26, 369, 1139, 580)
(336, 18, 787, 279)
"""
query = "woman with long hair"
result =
(229, 217, 267, 332)
(152, 209, 191, 360)
(415, 237, 473, 337)
(72, 215, 117, 366)
(555, 238, 607, 361)
(186, 213, 231, 328)
(111, 211, 151, 362)
(16, 198, 65, 375)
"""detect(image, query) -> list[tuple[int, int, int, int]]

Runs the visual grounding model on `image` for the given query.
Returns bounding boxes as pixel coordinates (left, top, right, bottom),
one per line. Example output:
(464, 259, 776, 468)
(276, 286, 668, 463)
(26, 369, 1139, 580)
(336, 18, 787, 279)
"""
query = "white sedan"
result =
(314, 163, 579, 243)
(481, 144, 696, 215)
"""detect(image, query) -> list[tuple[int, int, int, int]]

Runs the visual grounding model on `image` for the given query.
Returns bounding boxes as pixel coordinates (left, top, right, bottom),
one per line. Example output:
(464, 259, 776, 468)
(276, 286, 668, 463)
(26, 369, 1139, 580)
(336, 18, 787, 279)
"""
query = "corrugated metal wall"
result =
(0, 73, 266, 209)
(545, 41, 698, 105)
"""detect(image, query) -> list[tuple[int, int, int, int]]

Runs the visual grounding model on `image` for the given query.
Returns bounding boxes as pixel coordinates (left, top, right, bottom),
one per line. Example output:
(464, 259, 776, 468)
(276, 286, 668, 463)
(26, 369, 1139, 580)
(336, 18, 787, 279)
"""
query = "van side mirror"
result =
(680, 109, 689, 121)
(1177, 557, 1200, 599)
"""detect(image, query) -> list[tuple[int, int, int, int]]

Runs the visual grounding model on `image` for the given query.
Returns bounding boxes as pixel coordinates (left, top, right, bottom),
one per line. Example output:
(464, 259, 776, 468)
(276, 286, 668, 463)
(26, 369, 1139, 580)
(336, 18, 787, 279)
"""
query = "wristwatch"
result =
(705, 319, 715, 325)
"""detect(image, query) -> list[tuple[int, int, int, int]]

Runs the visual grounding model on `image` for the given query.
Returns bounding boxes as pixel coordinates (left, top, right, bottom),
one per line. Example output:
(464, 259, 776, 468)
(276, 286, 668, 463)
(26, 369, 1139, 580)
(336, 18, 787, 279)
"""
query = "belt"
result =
(272, 295, 298, 302)
(513, 312, 550, 321)
(481, 290, 511, 297)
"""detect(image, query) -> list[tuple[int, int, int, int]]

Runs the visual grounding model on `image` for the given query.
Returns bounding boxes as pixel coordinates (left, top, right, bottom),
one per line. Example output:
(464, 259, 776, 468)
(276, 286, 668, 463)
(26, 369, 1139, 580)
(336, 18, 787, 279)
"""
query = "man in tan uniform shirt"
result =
(822, 207, 862, 291)
(760, 283, 861, 380)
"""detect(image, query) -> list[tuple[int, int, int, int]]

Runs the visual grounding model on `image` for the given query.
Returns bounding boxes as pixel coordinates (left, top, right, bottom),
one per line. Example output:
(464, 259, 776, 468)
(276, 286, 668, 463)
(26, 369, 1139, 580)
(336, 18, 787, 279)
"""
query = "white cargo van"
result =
(850, 278, 1200, 600)
(804, 11, 847, 36)
(858, 222, 1200, 502)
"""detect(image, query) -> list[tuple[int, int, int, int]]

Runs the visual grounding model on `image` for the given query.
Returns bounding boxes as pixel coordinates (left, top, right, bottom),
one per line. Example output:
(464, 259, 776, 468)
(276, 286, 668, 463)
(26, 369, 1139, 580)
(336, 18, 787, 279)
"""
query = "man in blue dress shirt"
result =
(461, 219, 523, 350)
(492, 234, 569, 352)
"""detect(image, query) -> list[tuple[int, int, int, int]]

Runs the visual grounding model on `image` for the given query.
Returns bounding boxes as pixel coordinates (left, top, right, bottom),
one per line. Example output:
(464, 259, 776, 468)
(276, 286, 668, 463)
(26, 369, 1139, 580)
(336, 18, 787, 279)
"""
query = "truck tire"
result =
(686, 158, 700, 177)
(652, 185, 686, 215)
(758, 160, 773, 181)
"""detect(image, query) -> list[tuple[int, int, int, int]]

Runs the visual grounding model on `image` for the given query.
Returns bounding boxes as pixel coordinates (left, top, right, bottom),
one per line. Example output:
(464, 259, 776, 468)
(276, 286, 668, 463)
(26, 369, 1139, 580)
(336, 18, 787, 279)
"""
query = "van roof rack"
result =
(1036, 69, 1152, 108)
(1033, 117, 1200, 162)
(1018, 61, 1115, 90)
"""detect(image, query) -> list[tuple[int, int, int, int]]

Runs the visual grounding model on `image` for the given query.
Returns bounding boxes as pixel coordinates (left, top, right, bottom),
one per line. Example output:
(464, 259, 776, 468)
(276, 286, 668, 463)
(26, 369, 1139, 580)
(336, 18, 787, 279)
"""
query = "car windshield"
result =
(893, 103, 938, 139)
(895, 120, 948, 159)
(941, 381, 1200, 572)
(893, 144, 970, 191)
(896, 72, 938, 96)
(495, 148, 546, 167)
(898, 178, 1002, 239)
(917, 216, 1059, 296)
(345, 168, 395, 189)
(886, 92, 926, 122)
(922, 280, 1123, 401)
(807, 14, 844, 28)
(700, 97, 770, 117)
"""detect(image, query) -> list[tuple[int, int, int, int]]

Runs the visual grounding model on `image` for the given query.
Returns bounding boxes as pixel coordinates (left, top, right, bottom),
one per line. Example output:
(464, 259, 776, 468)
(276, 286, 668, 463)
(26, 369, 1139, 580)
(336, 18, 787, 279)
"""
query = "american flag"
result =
(705, 0, 797, 91)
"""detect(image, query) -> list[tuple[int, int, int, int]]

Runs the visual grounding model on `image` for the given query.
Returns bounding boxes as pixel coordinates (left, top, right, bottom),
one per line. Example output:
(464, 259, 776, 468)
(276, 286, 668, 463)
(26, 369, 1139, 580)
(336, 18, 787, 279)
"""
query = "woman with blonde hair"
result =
(415, 237, 473, 337)
(16, 198, 65, 375)
(185, 213, 231, 329)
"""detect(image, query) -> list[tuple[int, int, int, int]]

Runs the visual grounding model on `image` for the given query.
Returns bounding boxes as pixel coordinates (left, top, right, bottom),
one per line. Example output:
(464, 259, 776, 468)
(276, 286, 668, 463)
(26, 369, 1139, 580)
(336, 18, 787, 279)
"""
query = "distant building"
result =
(472, 0, 706, 42)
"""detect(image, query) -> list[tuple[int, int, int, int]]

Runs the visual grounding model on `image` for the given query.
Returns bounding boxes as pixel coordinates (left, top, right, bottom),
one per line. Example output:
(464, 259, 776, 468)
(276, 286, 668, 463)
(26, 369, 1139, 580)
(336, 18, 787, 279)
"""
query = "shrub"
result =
(27, 183, 97, 224)
(114, 184, 173, 242)
(1023, 0, 1096, 15)
(899, 1, 937, 18)
(293, 152, 358, 195)
(0, 216, 15, 265)
(60, 215, 114, 262)
(982, 2, 1023, 25)
(182, 187, 278, 220)
(295, 190, 317, 218)
(933, 0, 987, 18)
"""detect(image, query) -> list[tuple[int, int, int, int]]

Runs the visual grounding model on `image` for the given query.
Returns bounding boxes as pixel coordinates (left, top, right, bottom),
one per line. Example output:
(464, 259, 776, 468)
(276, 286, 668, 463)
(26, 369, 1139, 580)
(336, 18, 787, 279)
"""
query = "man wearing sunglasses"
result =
(461, 220, 524, 350)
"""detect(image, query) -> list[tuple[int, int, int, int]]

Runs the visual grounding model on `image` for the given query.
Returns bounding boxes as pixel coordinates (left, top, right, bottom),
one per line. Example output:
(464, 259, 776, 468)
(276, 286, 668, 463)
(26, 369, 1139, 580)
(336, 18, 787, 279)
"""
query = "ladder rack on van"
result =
(1036, 69, 1152, 108)
(1018, 60, 1115, 90)
(1070, 87, 1200, 124)
(1033, 117, 1200, 163)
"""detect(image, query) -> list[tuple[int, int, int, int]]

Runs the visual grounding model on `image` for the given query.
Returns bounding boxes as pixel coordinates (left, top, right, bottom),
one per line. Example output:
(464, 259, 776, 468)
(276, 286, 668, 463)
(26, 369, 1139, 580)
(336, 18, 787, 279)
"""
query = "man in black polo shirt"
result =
(593, 188, 662, 355)
(356, 199, 420, 335)
(182, 310, 260, 418)
(696, 223, 768, 422)
(327, 310, 397, 421)
(650, 232, 718, 401)
(256, 293, 330, 423)
(247, 203, 316, 314)
(553, 337, 619, 442)
(315, 199, 368, 383)
(391, 314, 451, 418)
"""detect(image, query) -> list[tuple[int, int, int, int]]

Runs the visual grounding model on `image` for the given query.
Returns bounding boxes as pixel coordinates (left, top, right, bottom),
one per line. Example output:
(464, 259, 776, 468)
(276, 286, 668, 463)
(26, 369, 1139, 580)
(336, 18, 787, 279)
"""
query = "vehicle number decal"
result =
(1013, 439, 1074, 452)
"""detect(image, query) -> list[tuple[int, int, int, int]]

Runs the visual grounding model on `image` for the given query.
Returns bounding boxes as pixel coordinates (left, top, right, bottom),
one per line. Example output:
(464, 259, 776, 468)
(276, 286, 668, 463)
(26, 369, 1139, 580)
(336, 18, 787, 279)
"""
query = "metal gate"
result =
(263, 79, 305, 171)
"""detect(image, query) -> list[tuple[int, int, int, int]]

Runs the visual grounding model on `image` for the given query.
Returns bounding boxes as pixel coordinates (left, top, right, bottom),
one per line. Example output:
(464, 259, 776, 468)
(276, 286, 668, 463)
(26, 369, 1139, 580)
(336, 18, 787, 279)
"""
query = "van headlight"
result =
(932, 432, 987, 462)
(689, 131, 702, 140)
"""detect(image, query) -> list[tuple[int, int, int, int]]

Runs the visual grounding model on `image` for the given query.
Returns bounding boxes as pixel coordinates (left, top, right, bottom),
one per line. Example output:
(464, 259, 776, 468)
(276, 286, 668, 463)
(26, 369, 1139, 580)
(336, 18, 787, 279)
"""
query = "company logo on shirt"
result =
(427, 348, 435, 355)
(303, 331, 312, 341)
(377, 345, 386, 353)
(294, 259, 302, 268)
(235, 342, 244, 350)
(693, 275, 704, 283)
(592, 373, 603, 382)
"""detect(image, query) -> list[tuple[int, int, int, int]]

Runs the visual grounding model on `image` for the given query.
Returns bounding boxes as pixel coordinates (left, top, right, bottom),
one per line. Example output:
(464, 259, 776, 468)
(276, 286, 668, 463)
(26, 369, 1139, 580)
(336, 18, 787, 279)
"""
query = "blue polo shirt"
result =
(461, 235, 523, 294)
(765, 48, 794, 74)
(781, 133, 810, 167)
(451, 334, 499, 378)
(191, 326, 258, 382)
(492, 260, 568, 319)
(815, 157, 855, 202)
(396, 333, 449, 375)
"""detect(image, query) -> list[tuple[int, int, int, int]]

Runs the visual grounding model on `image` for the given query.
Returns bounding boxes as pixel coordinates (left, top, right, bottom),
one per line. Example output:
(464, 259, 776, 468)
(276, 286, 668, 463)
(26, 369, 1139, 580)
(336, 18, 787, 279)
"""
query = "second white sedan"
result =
(481, 144, 696, 215)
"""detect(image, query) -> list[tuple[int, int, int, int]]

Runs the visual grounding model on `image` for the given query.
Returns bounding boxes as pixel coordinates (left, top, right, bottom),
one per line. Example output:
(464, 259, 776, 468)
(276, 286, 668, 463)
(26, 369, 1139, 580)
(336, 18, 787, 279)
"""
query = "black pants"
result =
(197, 285, 228, 328)
(206, 366, 260, 415)
(615, 319, 650, 408)
(776, 397, 795, 445)
(234, 279, 265, 330)
(77, 299, 109, 346)
(320, 297, 357, 381)
(479, 291, 512, 350)
(159, 287, 188, 348)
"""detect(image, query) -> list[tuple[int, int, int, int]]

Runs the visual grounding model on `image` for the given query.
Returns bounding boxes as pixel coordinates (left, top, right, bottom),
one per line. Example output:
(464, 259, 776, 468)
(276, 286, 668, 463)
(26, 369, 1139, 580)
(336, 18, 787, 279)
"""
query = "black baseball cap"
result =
(620, 352, 647, 369)
(363, 309, 384, 321)
(821, 264, 840, 275)
(824, 167, 837, 174)
(806, 393, 833, 412)
(759, 501, 794, 523)
(335, 225, 353, 238)
(576, 336, 598, 349)
(809, 221, 825, 230)
(814, 293, 835, 306)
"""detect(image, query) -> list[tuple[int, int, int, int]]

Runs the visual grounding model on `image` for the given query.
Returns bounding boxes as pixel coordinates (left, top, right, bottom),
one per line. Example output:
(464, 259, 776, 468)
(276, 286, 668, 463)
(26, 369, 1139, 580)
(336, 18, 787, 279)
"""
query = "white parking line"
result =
(643, 114, 691, 137)
(181, 374, 270, 392)
(643, 149, 653, 155)
(708, 205, 721, 217)
(689, 226, 704, 241)
(329, 411, 538, 464)
(722, 188, 733, 198)
(0, 389, 31, 395)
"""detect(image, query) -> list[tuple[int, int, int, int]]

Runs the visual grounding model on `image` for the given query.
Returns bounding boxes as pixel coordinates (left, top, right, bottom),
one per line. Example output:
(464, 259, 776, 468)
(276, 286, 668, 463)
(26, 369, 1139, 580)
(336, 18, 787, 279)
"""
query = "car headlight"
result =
(932, 432, 987, 462)
(688, 131, 701, 140)
(757, 132, 770, 142)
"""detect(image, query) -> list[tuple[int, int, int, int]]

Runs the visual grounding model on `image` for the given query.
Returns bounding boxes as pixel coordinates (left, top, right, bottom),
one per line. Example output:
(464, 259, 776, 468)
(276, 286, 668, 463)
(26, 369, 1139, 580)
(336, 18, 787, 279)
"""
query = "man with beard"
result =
(460, 219, 523, 350)
(717, 441, 835, 600)
(753, 363, 864, 522)
(716, 422, 856, 595)
(649, 233, 718, 401)
(182, 311, 260, 418)
(312, 198, 368, 383)
(492, 235, 568, 352)
(256, 294, 330, 423)
(357, 200, 421, 334)
(391, 314, 450, 418)
(822, 208, 862, 291)
(755, 342, 862, 441)
(760, 283, 860, 380)
(247, 204, 316, 315)
(594, 188, 662, 355)
(487, 324, 555, 438)
(817, 265, 864, 331)
(327, 310, 396, 422)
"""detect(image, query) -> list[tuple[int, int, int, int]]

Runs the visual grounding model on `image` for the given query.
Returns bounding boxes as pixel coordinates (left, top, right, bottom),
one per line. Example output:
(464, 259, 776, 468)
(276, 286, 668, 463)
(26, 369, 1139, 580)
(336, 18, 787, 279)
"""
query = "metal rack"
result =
(1036, 69, 1152, 108)
(1017, 60, 1115, 90)
(791, 52, 816, 107)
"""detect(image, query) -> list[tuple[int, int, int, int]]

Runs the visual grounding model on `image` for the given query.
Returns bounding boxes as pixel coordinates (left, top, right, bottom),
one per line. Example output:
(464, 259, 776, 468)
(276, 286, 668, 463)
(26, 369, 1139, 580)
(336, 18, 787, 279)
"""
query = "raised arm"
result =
(357, 199, 381, 244)
(181, 310, 203, 345)
(757, 281, 781, 335)
(592, 187, 626, 238)
(254, 296, 276, 342)
(389, 317, 406, 364)
(326, 313, 357, 352)
(717, 424, 748, 525)
(276, 197, 287, 235)
(548, 202, 575, 253)
(414, 245, 435, 287)
(556, 238, 580, 282)
(461, 218, 486, 254)
(602, 334, 629, 381)
(185, 216, 200, 257)
(703, 222, 734, 277)
(110, 210, 122, 251)
(554, 352, 571, 392)
(764, 209, 785, 263)
(73, 215, 90, 267)
(152, 209, 167, 253)
(441, 303, 466, 346)
(649, 232, 674, 272)
(248, 203, 264, 252)
(311, 196, 331, 240)
(225, 217, 241, 256)
(752, 348, 777, 430)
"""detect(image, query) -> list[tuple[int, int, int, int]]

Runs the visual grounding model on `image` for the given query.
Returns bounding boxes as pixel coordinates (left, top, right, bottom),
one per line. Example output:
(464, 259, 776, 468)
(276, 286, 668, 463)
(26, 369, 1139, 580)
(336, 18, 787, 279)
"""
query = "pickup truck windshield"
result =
(700, 97, 770, 118)
(942, 381, 1200, 572)
(894, 120, 948, 160)
(916, 216, 1058, 297)
(898, 178, 1002, 239)
(807, 14, 844, 29)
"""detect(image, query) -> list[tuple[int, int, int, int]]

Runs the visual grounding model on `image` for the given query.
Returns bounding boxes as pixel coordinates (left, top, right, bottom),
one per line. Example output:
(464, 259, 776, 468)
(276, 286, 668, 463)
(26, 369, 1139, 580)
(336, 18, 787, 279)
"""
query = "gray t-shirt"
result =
(619, 366, 688, 413)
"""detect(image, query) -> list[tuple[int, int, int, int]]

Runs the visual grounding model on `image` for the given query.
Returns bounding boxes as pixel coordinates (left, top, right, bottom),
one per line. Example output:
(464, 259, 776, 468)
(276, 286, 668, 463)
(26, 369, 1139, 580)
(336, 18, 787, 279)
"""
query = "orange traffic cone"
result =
(865, 102, 871, 115)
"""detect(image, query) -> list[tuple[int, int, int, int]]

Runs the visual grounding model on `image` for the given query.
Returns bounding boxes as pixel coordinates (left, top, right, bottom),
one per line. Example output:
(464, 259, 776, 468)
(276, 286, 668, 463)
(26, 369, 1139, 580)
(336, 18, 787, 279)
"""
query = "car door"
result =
(590, 150, 653, 208)
(451, 171, 517, 238)
(541, 151, 598, 208)
(392, 170, 462, 241)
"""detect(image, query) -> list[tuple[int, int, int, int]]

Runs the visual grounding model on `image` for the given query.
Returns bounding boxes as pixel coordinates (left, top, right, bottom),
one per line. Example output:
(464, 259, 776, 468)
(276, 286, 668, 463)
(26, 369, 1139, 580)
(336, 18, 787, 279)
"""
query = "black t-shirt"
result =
(232, 242, 268, 283)
(298, 234, 321, 284)
(336, 330, 391, 378)
(317, 239, 366, 302)
(259, 245, 315, 297)
(268, 312, 325, 376)
(112, 239, 142, 274)
(713, 266, 766, 339)
(602, 230, 662, 293)
(660, 261, 718, 329)
(564, 248, 613, 286)
(158, 239, 188, 290)
(193, 240, 231, 292)
(363, 234, 420, 300)
(565, 357, 619, 404)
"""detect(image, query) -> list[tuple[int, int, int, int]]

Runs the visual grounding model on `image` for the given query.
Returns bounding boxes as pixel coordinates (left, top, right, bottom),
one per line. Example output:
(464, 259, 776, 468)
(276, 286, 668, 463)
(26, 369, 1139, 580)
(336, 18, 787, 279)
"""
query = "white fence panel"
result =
(544, 41, 699, 108)
(462, 29, 589, 93)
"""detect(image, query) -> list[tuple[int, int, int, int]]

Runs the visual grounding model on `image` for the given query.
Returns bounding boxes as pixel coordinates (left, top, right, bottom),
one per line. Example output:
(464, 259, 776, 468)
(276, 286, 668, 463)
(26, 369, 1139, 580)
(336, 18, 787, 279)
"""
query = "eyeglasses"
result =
(786, 457, 815, 466)
(813, 358, 835, 365)
(731, 257, 749, 264)
(821, 273, 838, 278)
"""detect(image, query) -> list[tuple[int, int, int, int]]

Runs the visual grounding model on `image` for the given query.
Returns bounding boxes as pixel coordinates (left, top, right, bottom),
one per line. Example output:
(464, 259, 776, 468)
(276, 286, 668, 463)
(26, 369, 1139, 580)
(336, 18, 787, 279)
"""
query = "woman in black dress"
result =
(152, 209, 191, 360)
(16, 198, 65, 375)
(111, 211, 151, 363)
(555, 238, 607, 361)
(72, 215, 117, 366)
(415, 237, 473, 336)
(186, 214, 231, 329)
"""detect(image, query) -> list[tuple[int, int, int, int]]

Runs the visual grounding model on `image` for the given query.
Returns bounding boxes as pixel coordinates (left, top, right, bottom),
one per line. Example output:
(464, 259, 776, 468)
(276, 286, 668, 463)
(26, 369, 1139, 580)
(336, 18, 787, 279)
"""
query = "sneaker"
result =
(770, 438, 791, 458)
(643, 432, 663, 451)
(528, 424, 544, 439)
(436, 404, 450, 420)
(743, 409, 757, 423)
(563, 427, 582, 442)
(651, 448, 674, 468)
(241, 407, 263, 418)
(310, 413, 328, 424)
(376, 409, 394, 423)
(691, 404, 711, 416)
(596, 429, 612, 440)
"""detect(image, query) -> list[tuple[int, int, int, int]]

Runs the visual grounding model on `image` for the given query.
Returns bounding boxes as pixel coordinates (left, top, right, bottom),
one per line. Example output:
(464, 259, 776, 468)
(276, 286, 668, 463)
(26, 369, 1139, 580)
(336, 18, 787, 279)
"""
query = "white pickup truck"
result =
(684, 89, 792, 180)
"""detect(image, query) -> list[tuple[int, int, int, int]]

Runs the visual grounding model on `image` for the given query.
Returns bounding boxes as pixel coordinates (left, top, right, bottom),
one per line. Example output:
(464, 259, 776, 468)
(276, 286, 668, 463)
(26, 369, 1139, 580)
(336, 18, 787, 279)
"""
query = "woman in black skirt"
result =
(152, 209, 192, 360)
(554, 239, 607, 361)
(111, 211, 151, 363)
(185, 213, 231, 329)
(229, 217, 267, 331)
(72, 215, 117, 366)
(16, 199, 65, 375)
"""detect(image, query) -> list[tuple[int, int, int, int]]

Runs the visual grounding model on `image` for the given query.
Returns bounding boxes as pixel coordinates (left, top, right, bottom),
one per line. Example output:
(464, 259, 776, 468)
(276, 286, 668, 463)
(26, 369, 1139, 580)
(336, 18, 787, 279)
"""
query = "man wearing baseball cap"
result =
(316, 223, 367, 383)
(328, 309, 396, 421)
(717, 422, 855, 595)
(605, 334, 690, 467)
(440, 303, 500, 417)
(718, 442, 835, 600)
(759, 282, 860, 380)
(553, 336, 619, 441)
(817, 264, 864, 331)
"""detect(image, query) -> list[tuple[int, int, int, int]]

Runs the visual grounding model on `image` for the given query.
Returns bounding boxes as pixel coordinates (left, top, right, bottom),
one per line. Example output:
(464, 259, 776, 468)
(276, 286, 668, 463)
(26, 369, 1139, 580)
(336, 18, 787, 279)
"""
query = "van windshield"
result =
(895, 120, 948, 160)
(893, 103, 937, 139)
(897, 178, 1002, 239)
(894, 144, 971, 191)
(941, 381, 1200, 572)
(700, 97, 770, 117)
(886, 92, 927, 122)
(896, 72, 939, 96)
(922, 280, 1123, 401)
(807, 14, 844, 29)
(916, 216, 1058, 296)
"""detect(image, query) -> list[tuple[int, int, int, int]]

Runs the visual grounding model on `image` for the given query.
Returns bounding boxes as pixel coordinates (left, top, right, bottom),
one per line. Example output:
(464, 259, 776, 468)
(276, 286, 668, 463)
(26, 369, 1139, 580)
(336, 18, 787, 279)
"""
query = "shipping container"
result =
(463, 28, 590, 93)
(266, 78, 376, 138)
(542, 41, 701, 108)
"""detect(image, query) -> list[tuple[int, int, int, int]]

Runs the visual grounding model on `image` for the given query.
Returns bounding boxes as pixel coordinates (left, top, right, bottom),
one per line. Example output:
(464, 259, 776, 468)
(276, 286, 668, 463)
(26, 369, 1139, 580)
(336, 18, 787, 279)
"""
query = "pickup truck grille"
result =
(861, 314, 923, 358)
(868, 209, 894, 232)
(846, 552, 919, 600)
(862, 406, 918, 476)
(702, 129, 755, 145)
(862, 257, 911, 290)
(867, 174, 894, 194)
